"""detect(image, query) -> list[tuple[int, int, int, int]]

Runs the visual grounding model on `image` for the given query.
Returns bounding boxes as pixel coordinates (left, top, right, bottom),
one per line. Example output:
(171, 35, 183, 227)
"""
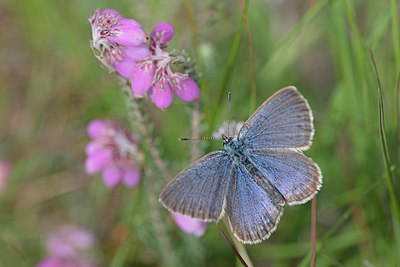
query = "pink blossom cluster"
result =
(90, 9, 200, 109)
(85, 119, 141, 188)
(36, 225, 96, 267)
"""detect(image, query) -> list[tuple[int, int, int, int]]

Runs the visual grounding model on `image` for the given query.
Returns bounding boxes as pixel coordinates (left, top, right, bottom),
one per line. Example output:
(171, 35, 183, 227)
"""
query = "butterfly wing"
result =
(247, 148, 322, 205)
(159, 150, 233, 221)
(225, 164, 284, 244)
(238, 86, 314, 150)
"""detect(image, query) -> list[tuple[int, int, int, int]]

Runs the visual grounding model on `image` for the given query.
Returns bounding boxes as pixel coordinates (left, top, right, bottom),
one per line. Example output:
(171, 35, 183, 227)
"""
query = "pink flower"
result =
(0, 161, 12, 195)
(171, 212, 209, 237)
(130, 22, 200, 110)
(85, 119, 141, 188)
(36, 225, 96, 267)
(89, 9, 150, 78)
(151, 22, 175, 48)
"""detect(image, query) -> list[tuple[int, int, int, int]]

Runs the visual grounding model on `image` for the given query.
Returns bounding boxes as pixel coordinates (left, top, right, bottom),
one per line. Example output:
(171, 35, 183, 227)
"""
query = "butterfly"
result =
(159, 86, 322, 244)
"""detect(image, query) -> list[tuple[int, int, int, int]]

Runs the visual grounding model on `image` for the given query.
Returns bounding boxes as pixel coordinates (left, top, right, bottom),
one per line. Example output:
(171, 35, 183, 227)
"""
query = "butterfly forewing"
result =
(226, 164, 284, 244)
(238, 87, 314, 150)
(247, 148, 322, 205)
(159, 151, 233, 221)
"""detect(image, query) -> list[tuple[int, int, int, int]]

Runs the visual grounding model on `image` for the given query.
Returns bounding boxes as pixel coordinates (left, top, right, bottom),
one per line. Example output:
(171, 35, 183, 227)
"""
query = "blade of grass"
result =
(206, 0, 249, 137)
(370, 50, 400, 261)
(238, 0, 257, 114)
(396, 72, 400, 161)
(390, 0, 400, 71)
(340, 0, 373, 120)
(109, 237, 132, 267)
(258, 0, 329, 78)
(298, 179, 382, 267)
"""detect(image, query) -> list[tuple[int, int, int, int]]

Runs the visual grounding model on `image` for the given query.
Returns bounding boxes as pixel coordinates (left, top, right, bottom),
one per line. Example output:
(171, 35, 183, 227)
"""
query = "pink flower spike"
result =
(172, 212, 209, 237)
(151, 22, 174, 44)
(102, 165, 122, 188)
(124, 44, 150, 61)
(174, 78, 200, 102)
(85, 149, 112, 174)
(131, 64, 154, 97)
(151, 82, 173, 110)
(85, 120, 141, 189)
(122, 168, 141, 188)
(109, 23, 147, 47)
(113, 59, 137, 79)
(87, 119, 105, 138)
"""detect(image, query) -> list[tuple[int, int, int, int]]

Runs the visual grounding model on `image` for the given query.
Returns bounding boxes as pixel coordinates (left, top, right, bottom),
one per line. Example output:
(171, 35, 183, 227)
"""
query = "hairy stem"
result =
(119, 80, 177, 265)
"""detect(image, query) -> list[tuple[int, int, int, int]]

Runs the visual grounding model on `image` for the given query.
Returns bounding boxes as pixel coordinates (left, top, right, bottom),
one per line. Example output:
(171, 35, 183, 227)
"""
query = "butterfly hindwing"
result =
(225, 164, 284, 244)
(247, 148, 322, 205)
(159, 151, 233, 221)
(238, 86, 314, 150)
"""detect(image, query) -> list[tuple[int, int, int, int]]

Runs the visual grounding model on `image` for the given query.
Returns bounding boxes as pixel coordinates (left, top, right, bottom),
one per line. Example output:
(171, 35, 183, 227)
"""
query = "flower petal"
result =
(124, 44, 150, 61)
(172, 212, 209, 237)
(131, 64, 154, 97)
(102, 165, 122, 188)
(151, 82, 173, 110)
(174, 78, 200, 102)
(85, 149, 111, 174)
(109, 23, 147, 46)
(151, 22, 174, 44)
(122, 168, 141, 188)
(118, 17, 141, 28)
(85, 141, 102, 156)
(113, 59, 136, 79)
(87, 119, 105, 138)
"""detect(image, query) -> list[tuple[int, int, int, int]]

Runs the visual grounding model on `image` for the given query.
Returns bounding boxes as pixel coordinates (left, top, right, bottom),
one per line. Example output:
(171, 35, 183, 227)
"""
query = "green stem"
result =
(119, 80, 177, 265)
(222, 217, 254, 267)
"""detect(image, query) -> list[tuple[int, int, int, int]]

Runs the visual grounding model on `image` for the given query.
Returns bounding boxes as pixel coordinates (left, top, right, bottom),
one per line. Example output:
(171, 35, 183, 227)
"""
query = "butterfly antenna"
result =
(227, 92, 231, 137)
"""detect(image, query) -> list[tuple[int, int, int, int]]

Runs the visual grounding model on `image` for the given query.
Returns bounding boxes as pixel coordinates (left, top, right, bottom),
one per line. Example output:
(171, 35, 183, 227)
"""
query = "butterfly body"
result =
(223, 135, 286, 206)
(160, 87, 322, 244)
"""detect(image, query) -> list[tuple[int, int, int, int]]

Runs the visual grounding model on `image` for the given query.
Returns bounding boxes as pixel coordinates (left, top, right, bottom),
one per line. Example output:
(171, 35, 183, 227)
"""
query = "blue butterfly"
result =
(159, 86, 322, 244)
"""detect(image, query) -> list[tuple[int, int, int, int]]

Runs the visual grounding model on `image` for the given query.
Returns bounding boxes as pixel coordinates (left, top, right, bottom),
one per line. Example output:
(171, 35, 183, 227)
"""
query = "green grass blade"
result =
(258, 0, 329, 78)
(370, 50, 400, 263)
(298, 180, 382, 267)
(206, 0, 249, 137)
(391, 0, 400, 71)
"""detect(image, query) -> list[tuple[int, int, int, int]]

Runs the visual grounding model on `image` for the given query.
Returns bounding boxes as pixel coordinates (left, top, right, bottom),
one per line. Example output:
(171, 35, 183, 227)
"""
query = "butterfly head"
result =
(222, 134, 233, 146)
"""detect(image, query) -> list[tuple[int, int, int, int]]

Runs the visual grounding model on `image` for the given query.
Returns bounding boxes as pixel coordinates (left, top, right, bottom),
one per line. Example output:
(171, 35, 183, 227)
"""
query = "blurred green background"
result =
(1, 0, 399, 266)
